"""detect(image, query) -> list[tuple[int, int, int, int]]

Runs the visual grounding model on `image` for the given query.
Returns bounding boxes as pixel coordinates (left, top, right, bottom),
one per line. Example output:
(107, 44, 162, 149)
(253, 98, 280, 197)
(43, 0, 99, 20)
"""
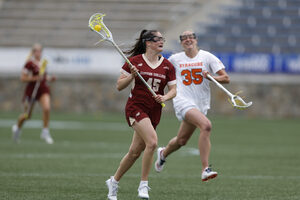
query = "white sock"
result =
(111, 176, 119, 184)
(139, 180, 148, 187)
(42, 128, 49, 133)
(160, 150, 165, 160)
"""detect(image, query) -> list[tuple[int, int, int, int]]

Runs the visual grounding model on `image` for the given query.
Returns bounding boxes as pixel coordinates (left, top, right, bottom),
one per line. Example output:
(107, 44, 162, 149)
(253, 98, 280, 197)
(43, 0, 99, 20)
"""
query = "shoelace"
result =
(139, 185, 151, 193)
(159, 159, 165, 166)
(159, 150, 166, 166)
(111, 183, 119, 196)
(205, 164, 214, 173)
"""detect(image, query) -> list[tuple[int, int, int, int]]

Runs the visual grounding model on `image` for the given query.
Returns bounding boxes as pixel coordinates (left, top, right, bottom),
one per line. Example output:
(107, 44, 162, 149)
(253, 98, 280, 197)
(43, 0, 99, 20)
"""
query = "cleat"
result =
(106, 176, 118, 200)
(41, 129, 54, 144)
(12, 124, 21, 143)
(154, 147, 166, 172)
(202, 166, 218, 181)
(138, 183, 150, 199)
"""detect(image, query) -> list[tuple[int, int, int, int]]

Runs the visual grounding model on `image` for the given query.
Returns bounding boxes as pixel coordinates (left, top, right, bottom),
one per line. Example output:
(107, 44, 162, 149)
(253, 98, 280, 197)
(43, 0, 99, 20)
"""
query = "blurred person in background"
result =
(105, 29, 176, 200)
(155, 30, 230, 181)
(12, 43, 56, 144)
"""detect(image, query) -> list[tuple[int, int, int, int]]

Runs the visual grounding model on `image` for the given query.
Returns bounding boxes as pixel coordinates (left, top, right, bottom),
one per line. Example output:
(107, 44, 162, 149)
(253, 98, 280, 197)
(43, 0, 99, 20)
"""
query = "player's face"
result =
(147, 32, 165, 53)
(180, 31, 197, 51)
(33, 47, 42, 60)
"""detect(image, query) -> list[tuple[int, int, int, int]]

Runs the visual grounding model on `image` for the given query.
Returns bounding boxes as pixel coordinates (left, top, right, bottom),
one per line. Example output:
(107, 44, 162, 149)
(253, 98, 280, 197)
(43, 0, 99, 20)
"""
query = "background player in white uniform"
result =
(155, 30, 230, 181)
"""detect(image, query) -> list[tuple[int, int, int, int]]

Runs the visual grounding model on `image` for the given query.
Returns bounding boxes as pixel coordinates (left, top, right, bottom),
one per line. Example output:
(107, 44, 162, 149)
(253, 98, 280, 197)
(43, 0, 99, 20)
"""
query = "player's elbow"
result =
(20, 75, 26, 82)
(116, 82, 125, 91)
(224, 75, 230, 84)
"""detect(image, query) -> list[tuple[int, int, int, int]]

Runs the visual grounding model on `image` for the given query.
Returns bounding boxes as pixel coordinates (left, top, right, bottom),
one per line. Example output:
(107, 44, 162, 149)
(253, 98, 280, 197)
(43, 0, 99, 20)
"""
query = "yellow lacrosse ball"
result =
(94, 25, 101, 32)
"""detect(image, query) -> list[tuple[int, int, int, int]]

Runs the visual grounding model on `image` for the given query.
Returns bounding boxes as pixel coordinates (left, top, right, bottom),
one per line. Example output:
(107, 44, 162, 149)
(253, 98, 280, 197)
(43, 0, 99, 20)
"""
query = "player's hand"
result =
(34, 75, 43, 81)
(154, 95, 166, 104)
(130, 65, 139, 77)
(49, 75, 56, 82)
(202, 70, 211, 79)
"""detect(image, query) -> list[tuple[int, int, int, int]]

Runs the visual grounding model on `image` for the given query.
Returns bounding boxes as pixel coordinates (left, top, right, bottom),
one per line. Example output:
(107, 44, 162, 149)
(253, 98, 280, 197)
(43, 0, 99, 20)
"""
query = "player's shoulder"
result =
(198, 49, 216, 58)
(24, 59, 35, 68)
(129, 54, 143, 62)
(169, 52, 185, 60)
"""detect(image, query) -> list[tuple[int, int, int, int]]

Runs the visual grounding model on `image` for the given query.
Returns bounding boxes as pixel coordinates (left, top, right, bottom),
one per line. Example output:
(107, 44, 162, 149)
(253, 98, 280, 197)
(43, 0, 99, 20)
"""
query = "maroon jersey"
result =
(121, 54, 176, 128)
(23, 60, 50, 101)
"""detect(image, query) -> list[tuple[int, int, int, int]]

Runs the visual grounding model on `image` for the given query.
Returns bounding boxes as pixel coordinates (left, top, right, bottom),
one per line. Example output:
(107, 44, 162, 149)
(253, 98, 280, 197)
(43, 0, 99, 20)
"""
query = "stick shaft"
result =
(110, 40, 165, 107)
(207, 74, 233, 98)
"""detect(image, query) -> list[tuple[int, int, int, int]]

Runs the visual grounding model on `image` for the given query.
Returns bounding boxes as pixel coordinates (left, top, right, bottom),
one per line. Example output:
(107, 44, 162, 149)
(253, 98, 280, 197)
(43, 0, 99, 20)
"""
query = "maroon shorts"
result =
(23, 85, 50, 102)
(125, 102, 162, 130)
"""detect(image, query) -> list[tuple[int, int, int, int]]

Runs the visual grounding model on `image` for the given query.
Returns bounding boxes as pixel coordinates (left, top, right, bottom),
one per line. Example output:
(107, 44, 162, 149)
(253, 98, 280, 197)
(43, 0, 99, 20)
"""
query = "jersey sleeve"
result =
(207, 52, 225, 74)
(166, 62, 176, 86)
(120, 61, 131, 76)
(22, 61, 32, 74)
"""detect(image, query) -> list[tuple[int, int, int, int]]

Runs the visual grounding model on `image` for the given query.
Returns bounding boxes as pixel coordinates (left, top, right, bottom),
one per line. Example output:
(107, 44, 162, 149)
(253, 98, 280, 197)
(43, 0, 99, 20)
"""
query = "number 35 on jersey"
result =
(181, 68, 203, 86)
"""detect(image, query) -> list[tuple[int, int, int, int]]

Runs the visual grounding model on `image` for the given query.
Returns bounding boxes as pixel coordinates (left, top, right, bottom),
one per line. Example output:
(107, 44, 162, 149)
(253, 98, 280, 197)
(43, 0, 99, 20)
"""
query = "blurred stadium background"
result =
(0, 0, 299, 117)
(0, 0, 300, 200)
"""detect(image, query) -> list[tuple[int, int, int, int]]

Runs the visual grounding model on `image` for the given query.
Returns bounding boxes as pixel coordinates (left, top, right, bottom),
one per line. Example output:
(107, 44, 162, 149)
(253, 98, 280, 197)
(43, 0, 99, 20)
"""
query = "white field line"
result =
(0, 153, 124, 159)
(0, 119, 129, 131)
(0, 171, 299, 180)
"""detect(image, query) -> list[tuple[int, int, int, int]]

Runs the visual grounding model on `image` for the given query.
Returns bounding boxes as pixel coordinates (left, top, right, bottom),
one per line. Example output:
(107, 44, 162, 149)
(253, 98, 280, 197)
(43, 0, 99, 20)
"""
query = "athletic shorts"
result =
(173, 96, 210, 121)
(23, 85, 50, 102)
(125, 102, 162, 130)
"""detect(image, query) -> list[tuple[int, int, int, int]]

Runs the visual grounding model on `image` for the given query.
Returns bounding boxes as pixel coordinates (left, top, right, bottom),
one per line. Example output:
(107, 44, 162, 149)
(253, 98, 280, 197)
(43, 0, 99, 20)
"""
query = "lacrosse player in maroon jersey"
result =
(105, 30, 176, 200)
(12, 43, 56, 144)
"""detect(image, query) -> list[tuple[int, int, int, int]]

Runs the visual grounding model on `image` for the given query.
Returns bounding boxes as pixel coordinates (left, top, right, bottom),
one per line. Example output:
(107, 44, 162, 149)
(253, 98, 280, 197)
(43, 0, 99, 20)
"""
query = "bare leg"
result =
(163, 121, 196, 158)
(132, 118, 157, 181)
(114, 132, 145, 181)
(39, 94, 51, 128)
(17, 101, 31, 128)
(184, 108, 212, 171)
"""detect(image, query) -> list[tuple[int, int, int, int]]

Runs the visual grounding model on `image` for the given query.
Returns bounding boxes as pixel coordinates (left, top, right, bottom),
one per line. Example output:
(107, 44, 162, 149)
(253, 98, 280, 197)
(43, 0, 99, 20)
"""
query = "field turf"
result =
(0, 111, 300, 200)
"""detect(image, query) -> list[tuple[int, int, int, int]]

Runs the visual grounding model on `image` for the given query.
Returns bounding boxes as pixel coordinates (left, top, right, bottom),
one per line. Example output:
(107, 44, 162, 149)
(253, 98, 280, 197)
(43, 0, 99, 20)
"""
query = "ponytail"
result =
(124, 29, 158, 57)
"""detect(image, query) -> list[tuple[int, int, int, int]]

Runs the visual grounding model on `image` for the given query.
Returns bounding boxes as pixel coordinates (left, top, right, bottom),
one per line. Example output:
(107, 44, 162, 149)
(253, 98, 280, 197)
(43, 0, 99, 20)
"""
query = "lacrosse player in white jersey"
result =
(155, 30, 230, 181)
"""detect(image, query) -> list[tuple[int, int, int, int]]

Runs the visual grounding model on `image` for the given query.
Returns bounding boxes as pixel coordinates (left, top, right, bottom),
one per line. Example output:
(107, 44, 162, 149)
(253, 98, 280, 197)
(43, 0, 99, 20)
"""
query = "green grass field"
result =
(0, 111, 300, 200)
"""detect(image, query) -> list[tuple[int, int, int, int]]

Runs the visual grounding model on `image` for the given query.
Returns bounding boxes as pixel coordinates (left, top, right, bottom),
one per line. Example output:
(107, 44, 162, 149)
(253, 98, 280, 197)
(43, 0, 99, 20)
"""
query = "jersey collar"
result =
(142, 54, 164, 70)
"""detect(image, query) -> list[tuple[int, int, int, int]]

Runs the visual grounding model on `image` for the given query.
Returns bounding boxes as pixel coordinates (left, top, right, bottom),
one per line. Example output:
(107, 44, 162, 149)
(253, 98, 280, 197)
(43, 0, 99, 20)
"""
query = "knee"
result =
(200, 121, 212, 135)
(177, 138, 188, 146)
(43, 107, 50, 114)
(146, 140, 157, 152)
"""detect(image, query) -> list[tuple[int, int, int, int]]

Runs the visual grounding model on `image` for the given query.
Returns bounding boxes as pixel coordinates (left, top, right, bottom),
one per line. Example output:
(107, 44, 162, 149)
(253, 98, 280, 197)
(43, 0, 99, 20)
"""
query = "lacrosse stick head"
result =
(228, 91, 252, 110)
(89, 13, 113, 44)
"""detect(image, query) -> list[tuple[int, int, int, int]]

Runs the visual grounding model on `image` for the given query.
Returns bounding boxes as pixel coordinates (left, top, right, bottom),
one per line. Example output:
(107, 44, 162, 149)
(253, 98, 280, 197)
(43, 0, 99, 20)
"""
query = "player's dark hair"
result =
(124, 29, 158, 57)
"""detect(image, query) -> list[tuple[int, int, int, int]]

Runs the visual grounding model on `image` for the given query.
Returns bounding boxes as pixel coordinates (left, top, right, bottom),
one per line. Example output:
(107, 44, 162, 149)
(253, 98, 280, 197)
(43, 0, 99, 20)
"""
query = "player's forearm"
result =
(163, 86, 177, 101)
(116, 75, 134, 91)
(213, 74, 230, 84)
(20, 74, 40, 82)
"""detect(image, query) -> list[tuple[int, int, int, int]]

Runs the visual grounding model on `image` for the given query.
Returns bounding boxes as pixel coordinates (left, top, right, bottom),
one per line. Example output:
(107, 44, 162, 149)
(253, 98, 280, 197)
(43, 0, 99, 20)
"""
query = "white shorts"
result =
(173, 96, 210, 121)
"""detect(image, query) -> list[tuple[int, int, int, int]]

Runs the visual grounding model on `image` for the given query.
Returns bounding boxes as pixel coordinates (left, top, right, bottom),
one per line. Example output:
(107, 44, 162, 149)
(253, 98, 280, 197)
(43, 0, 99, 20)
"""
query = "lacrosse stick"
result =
(24, 59, 48, 119)
(88, 13, 166, 107)
(207, 74, 252, 109)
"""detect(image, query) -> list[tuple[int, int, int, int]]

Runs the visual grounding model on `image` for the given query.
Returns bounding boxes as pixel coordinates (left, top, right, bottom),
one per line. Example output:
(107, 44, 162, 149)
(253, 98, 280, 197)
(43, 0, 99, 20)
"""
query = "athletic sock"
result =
(112, 176, 119, 184)
(42, 128, 49, 133)
(160, 150, 165, 161)
(139, 180, 148, 187)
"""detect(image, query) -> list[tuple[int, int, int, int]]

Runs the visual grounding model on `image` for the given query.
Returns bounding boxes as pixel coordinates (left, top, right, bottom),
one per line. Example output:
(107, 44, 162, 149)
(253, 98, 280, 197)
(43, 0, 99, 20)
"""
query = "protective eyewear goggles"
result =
(147, 36, 166, 42)
(179, 33, 197, 41)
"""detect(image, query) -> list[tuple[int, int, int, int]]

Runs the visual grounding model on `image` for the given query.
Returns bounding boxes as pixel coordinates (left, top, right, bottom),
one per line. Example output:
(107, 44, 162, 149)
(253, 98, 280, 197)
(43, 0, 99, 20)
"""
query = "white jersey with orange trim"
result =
(168, 50, 225, 120)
